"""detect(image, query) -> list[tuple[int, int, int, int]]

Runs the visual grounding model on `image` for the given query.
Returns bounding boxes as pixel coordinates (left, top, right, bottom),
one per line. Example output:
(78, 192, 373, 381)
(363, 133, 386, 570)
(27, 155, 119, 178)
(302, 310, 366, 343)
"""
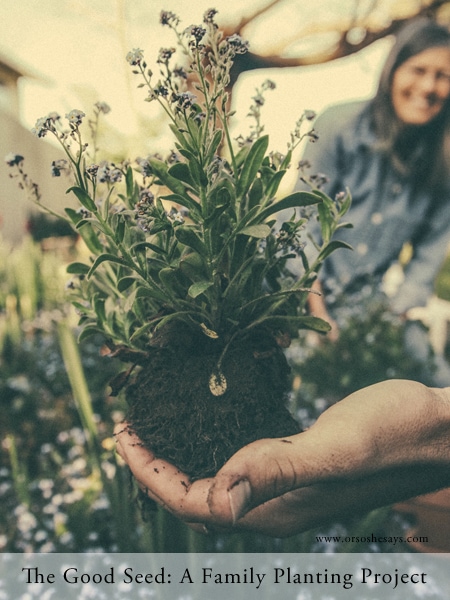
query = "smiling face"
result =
(391, 46, 450, 125)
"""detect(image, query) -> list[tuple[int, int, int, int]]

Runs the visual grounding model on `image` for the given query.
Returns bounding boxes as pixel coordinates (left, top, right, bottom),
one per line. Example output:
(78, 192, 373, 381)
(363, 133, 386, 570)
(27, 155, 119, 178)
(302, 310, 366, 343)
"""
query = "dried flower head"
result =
(51, 159, 68, 177)
(160, 10, 179, 27)
(4, 153, 24, 167)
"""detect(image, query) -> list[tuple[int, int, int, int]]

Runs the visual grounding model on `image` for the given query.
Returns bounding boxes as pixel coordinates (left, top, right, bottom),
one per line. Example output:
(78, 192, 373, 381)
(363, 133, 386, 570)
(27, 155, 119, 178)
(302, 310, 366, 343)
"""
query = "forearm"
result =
(307, 279, 327, 317)
(302, 381, 450, 474)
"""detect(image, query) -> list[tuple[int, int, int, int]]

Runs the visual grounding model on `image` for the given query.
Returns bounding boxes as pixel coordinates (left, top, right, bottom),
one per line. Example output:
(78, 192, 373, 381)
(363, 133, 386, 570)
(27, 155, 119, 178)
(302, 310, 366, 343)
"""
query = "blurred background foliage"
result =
(2, 227, 449, 552)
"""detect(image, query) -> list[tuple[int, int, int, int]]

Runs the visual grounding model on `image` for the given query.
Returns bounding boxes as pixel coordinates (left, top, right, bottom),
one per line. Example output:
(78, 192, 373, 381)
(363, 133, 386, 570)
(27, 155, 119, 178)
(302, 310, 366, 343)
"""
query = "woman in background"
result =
(302, 18, 450, 384)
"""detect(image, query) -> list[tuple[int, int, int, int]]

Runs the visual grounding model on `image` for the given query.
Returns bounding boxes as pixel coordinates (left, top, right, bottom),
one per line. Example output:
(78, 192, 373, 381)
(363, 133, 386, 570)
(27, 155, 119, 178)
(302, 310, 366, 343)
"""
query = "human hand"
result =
(307, 280, 339, 341)
(114, 380, 450, 537)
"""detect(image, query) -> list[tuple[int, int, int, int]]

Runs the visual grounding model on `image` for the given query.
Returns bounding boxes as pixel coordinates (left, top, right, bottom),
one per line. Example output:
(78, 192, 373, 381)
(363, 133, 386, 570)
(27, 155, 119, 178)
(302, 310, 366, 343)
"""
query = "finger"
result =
(114, 422, 214, 522)
(206, 421, 370, 526)
(207, 436, 308, 525)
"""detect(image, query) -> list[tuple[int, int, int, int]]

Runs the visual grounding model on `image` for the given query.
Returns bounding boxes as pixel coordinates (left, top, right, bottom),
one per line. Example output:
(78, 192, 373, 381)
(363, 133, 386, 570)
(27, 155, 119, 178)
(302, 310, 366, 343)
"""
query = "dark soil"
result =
(125, 330, 300, 480)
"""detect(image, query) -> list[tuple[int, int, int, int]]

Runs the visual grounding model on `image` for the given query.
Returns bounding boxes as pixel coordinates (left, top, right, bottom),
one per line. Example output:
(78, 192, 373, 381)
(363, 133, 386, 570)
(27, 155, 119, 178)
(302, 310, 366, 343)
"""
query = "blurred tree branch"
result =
(223, 0, 450, 87)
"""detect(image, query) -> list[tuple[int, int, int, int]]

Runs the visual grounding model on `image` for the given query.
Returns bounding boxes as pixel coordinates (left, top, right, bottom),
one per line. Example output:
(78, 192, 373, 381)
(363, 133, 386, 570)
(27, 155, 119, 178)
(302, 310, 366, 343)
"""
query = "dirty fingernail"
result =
(228, 479, 251, 524)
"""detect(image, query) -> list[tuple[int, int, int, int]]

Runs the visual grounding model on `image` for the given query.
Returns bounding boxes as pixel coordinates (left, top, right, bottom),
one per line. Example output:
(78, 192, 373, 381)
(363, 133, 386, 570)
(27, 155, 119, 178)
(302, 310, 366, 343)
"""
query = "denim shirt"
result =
(295, 100, 450, 314)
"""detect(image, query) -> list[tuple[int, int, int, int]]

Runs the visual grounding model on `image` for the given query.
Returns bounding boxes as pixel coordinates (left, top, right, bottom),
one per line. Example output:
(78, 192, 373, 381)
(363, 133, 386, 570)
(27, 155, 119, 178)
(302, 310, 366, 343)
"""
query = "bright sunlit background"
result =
(1, 0, 392, 159)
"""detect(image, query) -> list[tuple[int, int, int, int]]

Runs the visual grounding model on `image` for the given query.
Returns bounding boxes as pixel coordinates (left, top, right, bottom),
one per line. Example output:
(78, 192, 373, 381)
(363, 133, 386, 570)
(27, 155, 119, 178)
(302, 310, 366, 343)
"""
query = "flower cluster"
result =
(97, 162, 123, 184)
(4, 153, 24, 167)
(5, 154, 41, 204)
(51, 159, 69, 177)
(126, 48, 144, 66)
(8, 8, 351, 395)
(225, 33, 250, 55)
(247, 79, 276, 141)
(160, 10, 179, 27)
(276, 219, 307, 255)
(31, 113, 60, 138)
(66, 109, 86, 128)
(134, 189, 155, 231)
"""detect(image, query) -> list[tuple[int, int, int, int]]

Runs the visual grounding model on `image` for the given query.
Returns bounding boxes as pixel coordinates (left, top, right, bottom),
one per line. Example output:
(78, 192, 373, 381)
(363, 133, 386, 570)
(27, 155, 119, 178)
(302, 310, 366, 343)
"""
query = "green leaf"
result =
(256, 191, 321, 223)
(317, 201, 333, 243)
(93, 296, 106, 324)
(66, 186, 97, 212)
(65, 207, 82, 225)
(175, 226, 206, 255)
(124, 288, 138, 313)
(125, 166, 134, 198)
(179, 253, 208, 282)
(318, 240, 353, 261)
(264, 170, 286, 199)
(87, 253, 129, 278)
(129, 321, 154, 342)
(339, 188, 352, 216)
(114, 214, 126, 243)
(336, 222, 353, 230)
(117, 277, 137, 292)
(239, 224, 271, 238)
(66, 262, 90, 275)
(160, 193, 201, 218)
(78, 326, 105, 342)
(169, 124, 195, 153)
(234, 144, 250, 168)
(188, 156, 208, 187)
(135, 286, 168, 302)
(131, 241, 167, 255)
(75, 218, 110, 235)
(247, 178, 263, 210)
(280, 149, 293, 170)
(148, 158, 187, 196)
(159, 267, 186, 296)
(188, 280, 213, 298)
(262, 315, 332, 333)
(205, 130, 223, 162)
(237, 135, 269, 198)
(65, 209, 103, 254)
(168, 163, 196, 188)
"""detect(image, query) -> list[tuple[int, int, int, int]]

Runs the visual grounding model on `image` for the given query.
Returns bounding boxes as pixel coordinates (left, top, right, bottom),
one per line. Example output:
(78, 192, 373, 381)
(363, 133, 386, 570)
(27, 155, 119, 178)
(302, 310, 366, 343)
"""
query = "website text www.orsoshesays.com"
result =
(315, 533, 428, 547)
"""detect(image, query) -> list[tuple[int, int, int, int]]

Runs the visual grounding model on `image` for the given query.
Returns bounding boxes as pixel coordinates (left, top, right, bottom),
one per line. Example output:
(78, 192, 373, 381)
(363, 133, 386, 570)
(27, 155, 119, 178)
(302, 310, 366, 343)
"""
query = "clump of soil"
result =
(125, 329, 300, 480)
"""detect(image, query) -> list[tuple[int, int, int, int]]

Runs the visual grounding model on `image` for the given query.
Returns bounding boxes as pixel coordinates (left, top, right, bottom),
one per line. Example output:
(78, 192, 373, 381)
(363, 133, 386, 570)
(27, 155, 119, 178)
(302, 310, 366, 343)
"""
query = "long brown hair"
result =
(370, 18, 450, 191)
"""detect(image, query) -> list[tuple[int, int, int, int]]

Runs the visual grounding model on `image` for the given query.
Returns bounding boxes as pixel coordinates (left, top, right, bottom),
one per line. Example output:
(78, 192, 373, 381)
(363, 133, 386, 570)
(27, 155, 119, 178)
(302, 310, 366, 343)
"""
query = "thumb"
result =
(207, 437, 302, 525)
(207, 471, 252, 526)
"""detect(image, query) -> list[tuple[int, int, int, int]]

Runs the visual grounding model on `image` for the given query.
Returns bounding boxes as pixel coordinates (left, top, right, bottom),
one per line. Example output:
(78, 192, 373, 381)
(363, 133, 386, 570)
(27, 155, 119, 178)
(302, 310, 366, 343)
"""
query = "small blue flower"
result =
(4, 153, 24, 166)
(160, 11, 179, 26)
(31, 116, 50, 138)
(189, 25, 206, 45)
(95, 102, 111, 115)
(51, 159, 68, 177)
(157, 47, 176, 63)
(86, 164, 99, 178)
(126, 48, 144, 66)
(226, 34, 249, 55)
(66, 109, 86, 128)
(203, 9, 218, 24)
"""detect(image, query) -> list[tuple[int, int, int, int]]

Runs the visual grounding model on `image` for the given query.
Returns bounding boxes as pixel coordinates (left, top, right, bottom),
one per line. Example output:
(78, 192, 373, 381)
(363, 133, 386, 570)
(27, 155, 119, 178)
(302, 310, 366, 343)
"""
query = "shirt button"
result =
(371, 212, 383, 225)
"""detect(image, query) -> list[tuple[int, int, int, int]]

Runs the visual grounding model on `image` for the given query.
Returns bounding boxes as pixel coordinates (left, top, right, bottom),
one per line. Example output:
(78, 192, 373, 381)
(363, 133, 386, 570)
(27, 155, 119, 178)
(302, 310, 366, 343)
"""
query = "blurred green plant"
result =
(0, 236, 139, 552)
(292, 299, 429, 406)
